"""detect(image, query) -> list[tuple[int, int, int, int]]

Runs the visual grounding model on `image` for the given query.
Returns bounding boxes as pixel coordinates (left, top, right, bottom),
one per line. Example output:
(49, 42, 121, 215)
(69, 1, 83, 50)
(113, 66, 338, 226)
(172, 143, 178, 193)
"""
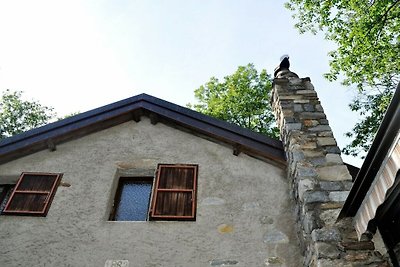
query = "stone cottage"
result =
(0, 66, 396, 266)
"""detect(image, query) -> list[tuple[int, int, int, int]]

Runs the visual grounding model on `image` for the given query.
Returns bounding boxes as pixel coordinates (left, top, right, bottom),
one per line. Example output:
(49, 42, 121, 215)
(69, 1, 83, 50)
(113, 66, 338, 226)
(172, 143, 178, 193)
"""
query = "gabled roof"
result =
(0, 93, 286, 166)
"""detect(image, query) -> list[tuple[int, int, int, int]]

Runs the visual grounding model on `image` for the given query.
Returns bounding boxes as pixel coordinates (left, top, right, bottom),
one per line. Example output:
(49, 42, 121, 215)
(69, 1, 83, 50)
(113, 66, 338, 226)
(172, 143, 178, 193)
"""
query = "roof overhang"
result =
(0, 94, 286, 167)
(339, 83, 400, 237)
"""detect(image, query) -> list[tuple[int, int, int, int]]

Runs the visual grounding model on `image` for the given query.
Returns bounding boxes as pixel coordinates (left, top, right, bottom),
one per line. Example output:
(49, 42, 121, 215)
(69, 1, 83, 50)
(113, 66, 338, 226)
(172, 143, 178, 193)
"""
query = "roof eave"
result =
(0, 94, 286, 166)
(339, 83, 400, 219)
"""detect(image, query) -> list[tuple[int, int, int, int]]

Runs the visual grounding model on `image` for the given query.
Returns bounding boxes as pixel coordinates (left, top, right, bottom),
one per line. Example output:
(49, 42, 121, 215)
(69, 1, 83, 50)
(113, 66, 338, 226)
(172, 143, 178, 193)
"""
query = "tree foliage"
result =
(190, 64, 279, 138)
(0, 90, 55, 139)
(286, 0, 400, 155)
(343, 88, 394, 157)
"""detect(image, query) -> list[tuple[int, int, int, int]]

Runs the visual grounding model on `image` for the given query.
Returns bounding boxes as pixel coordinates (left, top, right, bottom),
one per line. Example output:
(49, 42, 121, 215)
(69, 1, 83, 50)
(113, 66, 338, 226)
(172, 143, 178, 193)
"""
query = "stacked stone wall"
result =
(271, 70, 389, 266)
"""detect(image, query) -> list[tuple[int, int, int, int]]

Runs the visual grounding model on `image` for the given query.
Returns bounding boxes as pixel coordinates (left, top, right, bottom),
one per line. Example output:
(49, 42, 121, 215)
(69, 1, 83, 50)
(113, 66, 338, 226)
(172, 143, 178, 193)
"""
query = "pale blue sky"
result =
(0, 1, 362, 166)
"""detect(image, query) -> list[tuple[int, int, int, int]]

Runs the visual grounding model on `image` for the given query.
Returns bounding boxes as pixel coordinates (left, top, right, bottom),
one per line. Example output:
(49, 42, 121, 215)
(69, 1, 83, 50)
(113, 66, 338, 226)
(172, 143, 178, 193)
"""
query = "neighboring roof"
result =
(344, 163, 360, 181)
(0, 93, 286, 166)
(339, 83, 400, 219)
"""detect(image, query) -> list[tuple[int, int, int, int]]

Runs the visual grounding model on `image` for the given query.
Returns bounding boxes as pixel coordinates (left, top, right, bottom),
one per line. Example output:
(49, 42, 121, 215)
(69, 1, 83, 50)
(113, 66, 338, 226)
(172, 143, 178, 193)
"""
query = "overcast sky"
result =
(0, 1, 363, 166)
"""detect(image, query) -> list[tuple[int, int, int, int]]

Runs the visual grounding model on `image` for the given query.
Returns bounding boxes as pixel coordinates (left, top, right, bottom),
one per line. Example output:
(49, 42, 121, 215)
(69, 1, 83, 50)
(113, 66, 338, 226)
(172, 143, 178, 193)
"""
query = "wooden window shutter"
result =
(3, 172, 62, 216)
(150, 164, 198, 220)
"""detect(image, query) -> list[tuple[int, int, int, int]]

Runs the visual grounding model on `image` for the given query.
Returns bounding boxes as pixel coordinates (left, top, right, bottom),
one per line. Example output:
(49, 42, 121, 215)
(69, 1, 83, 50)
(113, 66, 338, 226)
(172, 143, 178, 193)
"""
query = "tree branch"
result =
(366, 0, 400, 41)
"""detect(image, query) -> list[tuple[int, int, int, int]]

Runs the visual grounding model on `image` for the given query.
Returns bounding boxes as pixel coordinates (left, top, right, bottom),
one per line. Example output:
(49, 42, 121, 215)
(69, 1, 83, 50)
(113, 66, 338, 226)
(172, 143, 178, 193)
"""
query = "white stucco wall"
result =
(0, 117, 301, 267)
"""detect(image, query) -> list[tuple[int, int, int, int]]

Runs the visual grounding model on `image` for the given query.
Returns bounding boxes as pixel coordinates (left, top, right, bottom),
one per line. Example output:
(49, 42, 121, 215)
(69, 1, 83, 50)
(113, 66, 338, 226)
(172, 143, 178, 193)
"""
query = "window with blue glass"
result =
(110, 177, 153, 221)
(109, 164, 198, 221)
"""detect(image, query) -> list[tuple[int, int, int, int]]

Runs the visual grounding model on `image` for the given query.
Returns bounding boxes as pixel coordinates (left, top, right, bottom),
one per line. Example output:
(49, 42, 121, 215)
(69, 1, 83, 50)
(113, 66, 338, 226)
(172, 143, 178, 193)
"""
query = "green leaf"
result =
(0, 90, 55, 139)
(189, 64, 279, 138)
(286, 0, 400, 154)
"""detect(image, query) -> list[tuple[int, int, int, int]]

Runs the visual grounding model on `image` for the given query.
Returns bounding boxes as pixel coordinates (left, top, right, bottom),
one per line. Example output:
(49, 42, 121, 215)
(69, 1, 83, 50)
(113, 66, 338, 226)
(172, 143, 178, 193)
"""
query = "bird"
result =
(274, 54, 290, 77)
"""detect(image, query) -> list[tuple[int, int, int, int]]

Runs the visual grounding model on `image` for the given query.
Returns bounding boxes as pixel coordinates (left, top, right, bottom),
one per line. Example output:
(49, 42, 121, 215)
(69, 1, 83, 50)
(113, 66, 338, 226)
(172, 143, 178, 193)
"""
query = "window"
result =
(0, 185, 13, 213)
(2, 172, 62, 216)
(109, 177, 153, 221)
(110, 164, 198, 221)
(150, 164, 198, 220)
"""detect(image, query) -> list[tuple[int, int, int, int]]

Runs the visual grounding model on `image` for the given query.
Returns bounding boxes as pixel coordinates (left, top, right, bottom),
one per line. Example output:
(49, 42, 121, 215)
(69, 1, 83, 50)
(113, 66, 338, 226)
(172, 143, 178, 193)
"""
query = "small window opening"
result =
(110, 177, 153, 221)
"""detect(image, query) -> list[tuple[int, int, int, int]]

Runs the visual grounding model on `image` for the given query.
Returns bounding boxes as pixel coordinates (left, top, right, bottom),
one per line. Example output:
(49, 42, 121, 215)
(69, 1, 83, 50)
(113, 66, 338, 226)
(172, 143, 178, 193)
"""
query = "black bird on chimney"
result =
(274, 54, 290, 77)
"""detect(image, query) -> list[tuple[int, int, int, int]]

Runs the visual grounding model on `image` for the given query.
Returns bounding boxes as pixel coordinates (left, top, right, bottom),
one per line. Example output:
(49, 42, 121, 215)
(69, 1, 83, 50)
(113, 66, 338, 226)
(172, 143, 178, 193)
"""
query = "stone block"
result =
(300, 112, 326, 120)
(290, 151, 305, 163)
(320, 209, 341, 226)
(303, 211, 322, 234)
(273, 77, 289, 84)
(325, 146, 342, 154)
(284, 117, 296, 123)
(296, 164, 318, 178)
(304, 150, 325, 158)
(317, 165, 352, 181)
(343, 181, 353, 191)
(320, 202, 344, 210)
(279, 95, 304, 101)
(303, 191, 329, 203)
(263, 230, 289, 244)
(329, 191, 349, 202)
(294, 104, 303, 112)
(309, 125, 332, 132)
(298, 178, 315, 201)
(317, 137, 337, 146)
(294, 99, 310, 104)
(326, 154, 343, 165)
(345, 230, 362, 242)
(343, 251, 372, 262)
(338, 241, 375, 251)
(285, 123, 302, 131)
(317, 131, 334, 137)
(297, 89, 317, 96)
(309, 157, 327, 166)
(304, 120, 319, 127)
(315, 242, 341, 259)
(288, 76, 303, 85)
(319, 119, 329, 125)
(282, 109, 294, 117)
(300, 142, 318, 149)
(303, 80, 314, 89)
(315, 104, 324, 112)
(304, 104, 315, 112)
(319, 181, 342, 191)
(312, 228, 341, 242)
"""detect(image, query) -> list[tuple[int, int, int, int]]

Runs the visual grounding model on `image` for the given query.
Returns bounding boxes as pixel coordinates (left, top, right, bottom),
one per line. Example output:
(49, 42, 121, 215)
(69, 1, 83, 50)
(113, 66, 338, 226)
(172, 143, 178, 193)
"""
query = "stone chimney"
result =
(271, 65, 389, 266)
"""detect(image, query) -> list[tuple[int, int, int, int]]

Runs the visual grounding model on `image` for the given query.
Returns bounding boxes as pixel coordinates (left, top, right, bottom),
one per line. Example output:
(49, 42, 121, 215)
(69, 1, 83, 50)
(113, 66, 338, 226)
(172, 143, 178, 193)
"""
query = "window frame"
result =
(2, 172, 62, 216)
(0, 184, 13, 213)
(149, 164, 198, 221)
(109, 176, 154, 221)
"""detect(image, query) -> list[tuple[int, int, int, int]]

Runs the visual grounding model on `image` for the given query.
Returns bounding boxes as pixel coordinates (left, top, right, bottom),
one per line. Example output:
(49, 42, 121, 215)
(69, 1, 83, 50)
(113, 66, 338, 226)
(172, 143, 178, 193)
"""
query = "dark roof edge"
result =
(0, 93, 285, 165)
(339, 83, 400, 219)
(0, 94, 146, 147)
(344, 163, 360, 181)
(138, 94, 283, 149)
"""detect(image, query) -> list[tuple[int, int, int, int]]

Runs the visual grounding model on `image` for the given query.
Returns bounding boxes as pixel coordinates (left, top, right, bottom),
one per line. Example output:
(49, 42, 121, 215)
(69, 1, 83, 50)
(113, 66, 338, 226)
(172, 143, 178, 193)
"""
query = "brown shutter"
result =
(150, 164, 198, 220)
(3, 172, 62, 216)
